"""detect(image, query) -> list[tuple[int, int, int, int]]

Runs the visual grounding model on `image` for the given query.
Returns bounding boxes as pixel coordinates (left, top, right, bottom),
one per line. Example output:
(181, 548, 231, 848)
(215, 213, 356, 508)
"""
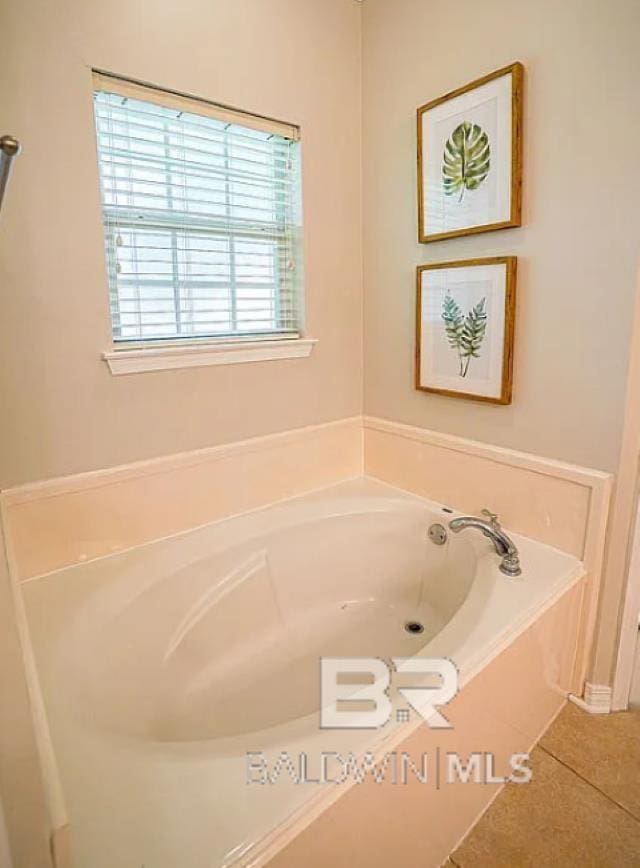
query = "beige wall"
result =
(592, 267, 640, 689)
(362, 0, 640, 472)
(3, 0, 639, 481)
(0, 0, 363, 488)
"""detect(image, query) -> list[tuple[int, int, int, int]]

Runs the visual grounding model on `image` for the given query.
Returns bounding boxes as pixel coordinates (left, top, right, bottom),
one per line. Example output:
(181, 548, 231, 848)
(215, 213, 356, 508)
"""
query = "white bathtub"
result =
(22, 477, 584, 868)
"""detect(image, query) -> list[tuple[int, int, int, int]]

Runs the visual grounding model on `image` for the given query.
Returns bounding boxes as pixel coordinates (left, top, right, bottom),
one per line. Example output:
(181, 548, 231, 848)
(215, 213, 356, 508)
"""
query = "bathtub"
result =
(21, 477, 584, 868)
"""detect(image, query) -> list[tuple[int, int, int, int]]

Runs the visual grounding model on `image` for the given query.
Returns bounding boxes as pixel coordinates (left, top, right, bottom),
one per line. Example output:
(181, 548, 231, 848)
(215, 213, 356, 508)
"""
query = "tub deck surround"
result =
(1, 415, 610, 590)
(1, 415, 612, 868)
(1, 416, 363, 582)
(362, 415, 612, 692)
(363, 416, 611, 559)
(20, 478, 585, 868)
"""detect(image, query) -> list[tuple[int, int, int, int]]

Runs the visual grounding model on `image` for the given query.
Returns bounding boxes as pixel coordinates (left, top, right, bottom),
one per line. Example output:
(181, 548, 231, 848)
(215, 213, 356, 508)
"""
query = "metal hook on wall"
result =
(0, 135, 21, 213)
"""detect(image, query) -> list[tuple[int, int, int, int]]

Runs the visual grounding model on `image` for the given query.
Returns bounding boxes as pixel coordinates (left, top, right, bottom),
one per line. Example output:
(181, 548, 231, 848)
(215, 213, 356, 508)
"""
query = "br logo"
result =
(320, 657, 458, 730)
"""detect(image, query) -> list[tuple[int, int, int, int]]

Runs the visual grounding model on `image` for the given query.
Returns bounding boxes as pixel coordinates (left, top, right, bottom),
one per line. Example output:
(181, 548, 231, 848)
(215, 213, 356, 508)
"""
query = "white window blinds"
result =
(92, 73, 303, 344)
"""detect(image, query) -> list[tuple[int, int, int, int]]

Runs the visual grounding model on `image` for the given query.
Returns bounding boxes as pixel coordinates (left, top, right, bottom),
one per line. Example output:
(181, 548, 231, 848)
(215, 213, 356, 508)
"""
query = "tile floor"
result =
(445, 702, 640, 867)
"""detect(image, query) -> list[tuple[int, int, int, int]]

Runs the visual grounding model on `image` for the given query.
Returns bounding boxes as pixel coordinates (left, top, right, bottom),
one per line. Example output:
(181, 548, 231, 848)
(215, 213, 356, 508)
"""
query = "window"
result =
(92, 72, 304, 351)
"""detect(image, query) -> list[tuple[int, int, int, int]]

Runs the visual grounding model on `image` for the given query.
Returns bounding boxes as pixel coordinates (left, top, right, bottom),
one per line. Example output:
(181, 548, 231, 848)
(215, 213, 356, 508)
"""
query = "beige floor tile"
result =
(541, 703, 640, 819)
(451, 747, 640, 867)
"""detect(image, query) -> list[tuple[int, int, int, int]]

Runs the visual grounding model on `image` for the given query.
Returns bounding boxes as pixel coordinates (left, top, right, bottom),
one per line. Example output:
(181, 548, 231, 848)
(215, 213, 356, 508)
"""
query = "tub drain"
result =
(404, 620, 424, 635)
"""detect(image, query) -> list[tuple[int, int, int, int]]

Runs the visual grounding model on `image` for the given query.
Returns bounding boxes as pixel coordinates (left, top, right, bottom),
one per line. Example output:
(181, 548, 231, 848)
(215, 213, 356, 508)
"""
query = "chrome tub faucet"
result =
(449, 509, 522, 577)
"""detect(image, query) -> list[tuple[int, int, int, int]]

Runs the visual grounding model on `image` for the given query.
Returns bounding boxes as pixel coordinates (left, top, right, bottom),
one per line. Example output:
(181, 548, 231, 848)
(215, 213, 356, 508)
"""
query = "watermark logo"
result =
(245, 656, 533, 790)
(246, 750, 532, 787)
(320, 657, 458, 730)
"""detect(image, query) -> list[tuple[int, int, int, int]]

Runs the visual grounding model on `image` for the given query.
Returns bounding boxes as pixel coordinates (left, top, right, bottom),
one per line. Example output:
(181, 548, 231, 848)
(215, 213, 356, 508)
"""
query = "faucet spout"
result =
(448, 512, 522, 577)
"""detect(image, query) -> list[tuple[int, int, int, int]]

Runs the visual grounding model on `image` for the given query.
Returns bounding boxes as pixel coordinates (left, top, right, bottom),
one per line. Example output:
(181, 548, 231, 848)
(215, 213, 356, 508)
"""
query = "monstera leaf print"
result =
(442, 122, 490, 202)
(441, 292, 487, 378)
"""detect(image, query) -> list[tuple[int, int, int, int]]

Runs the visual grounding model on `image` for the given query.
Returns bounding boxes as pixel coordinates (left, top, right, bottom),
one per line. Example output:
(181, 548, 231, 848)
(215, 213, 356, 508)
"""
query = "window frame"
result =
(91, 71, 314, 373)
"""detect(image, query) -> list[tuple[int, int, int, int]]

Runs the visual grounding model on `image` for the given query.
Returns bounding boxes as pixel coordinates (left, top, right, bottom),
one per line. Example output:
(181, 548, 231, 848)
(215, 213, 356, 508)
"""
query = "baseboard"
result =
(569, 682, 612, 714)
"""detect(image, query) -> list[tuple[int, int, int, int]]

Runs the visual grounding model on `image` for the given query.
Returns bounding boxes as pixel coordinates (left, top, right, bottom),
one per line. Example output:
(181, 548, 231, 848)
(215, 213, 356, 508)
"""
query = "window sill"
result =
(102, 337, 317, 376)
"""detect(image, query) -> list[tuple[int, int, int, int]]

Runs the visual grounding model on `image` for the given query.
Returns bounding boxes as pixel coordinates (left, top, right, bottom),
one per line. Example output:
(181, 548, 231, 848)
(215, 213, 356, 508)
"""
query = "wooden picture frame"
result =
(415, 256, 516, 405)
(417, 62, 523, 243)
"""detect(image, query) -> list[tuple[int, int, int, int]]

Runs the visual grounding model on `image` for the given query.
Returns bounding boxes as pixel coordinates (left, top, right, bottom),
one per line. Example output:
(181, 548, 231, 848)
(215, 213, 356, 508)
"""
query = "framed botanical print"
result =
(417, 62, 523, 243)
(415, 257, 516, 404)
